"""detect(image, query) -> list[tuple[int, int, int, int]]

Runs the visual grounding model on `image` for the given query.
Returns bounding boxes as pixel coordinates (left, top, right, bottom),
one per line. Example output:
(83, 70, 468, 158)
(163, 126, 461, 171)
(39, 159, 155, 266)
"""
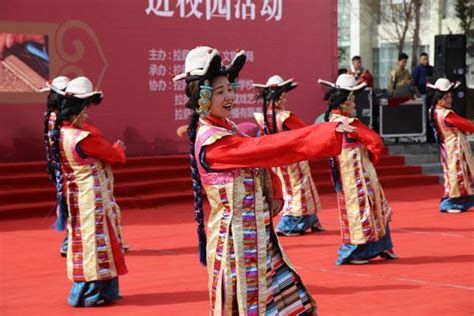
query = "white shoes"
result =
(447, 209, 462, 214)
(348, 259, 369, 265)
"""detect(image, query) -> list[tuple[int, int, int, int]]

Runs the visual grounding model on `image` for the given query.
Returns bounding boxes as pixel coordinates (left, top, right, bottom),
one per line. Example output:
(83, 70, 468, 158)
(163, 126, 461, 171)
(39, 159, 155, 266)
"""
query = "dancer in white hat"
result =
(47, 76, 128, 307)
(427, 78, 474, 213)
(253, 75, 325, 236)
(318, 74, 399, 265)
(176, 46, 355, 315)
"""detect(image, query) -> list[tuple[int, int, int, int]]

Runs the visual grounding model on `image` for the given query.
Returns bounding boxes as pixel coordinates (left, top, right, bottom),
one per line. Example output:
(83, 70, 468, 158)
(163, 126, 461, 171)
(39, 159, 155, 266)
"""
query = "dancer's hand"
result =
(335, 122, 356, 133)
(176, 125, 188, 138)
(115, 140, 126, 150)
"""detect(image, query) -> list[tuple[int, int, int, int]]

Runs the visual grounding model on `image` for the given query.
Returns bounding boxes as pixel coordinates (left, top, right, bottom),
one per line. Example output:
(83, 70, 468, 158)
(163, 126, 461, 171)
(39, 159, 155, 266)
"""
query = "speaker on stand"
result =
(433, 34, 467, 117)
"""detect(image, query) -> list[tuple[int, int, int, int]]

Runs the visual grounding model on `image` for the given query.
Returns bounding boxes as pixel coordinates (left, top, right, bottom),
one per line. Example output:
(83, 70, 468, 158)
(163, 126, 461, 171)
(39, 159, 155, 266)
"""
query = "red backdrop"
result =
(0, 0, 337, 162)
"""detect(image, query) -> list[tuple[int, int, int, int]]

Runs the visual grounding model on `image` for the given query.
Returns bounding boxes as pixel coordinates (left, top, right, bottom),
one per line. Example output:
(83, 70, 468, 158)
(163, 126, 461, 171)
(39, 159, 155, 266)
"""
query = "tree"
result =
(356, 0, 427, 60)
(455, 0, 474, 58)
(411, 0, 422, 68)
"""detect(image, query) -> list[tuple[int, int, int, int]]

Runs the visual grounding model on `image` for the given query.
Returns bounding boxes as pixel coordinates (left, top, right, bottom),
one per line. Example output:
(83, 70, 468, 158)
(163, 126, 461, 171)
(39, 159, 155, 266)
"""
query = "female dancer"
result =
(428, 78, 474, 213)
(50, 76, 127, 306)
(253, 75, 324, 236)
(318, 74, 399, 265)
(175, 46, 354, 315)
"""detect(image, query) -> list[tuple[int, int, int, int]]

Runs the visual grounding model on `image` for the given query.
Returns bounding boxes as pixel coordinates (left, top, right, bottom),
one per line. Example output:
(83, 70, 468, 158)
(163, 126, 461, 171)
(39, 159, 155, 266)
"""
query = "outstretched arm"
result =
(283, 113, 308, 130)
(445, 112, 474, 133)
(204, 122, 342, 170)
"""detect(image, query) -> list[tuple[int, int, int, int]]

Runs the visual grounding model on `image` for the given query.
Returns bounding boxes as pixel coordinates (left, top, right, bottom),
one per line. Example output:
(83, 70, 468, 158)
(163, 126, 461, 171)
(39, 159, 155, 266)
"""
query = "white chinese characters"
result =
(146, 0, 283, 21)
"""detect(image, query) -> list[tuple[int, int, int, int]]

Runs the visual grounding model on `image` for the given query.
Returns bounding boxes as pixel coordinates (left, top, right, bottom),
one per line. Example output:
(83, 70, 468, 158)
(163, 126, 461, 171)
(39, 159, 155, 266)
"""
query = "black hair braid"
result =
(43, 108, 56, 184)
(185, 78, 208, 266)
(50, 115, 68, 231)
(262, 89, 270, 135)
(324, 89, 351, 122)
(429, 90, 447, 146)
(44, 92, 63, 187)
(187, 111, 207, 266)
(271, 97, 278, 133)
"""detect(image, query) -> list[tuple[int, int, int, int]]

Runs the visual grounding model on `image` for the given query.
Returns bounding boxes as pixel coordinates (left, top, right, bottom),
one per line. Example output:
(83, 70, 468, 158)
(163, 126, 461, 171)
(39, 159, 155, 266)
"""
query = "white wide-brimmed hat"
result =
(253, 75, 297, 90)
(173, 46, 246, 82)
(64, 76, 103, 99)
(318, 74, 367, 91)
(426, 78, 461, 92)
(39, 76, 70, 93)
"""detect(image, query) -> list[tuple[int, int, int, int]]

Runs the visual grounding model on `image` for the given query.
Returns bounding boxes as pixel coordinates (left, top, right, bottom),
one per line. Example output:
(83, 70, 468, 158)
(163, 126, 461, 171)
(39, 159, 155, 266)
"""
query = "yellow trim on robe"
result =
(330, 114, 391, 245)
(435, 107, 474, 198)
(196, 119, 317, 315)
(61, 127, 122, 282)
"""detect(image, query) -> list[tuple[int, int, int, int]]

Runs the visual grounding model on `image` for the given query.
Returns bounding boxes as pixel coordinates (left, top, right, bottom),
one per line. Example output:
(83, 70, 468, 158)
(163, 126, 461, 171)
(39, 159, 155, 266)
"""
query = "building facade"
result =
(338, 0, 473, 89)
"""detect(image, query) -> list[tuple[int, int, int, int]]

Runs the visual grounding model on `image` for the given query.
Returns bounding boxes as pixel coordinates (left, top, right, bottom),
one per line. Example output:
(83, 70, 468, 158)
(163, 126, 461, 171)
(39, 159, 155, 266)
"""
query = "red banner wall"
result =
(0, 0, 337, 162)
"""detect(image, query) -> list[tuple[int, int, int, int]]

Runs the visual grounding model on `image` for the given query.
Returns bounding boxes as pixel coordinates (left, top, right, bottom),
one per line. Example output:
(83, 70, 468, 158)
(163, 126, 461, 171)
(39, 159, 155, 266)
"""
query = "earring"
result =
(230, 80, 239, 92)
(197, 80, 212, 117)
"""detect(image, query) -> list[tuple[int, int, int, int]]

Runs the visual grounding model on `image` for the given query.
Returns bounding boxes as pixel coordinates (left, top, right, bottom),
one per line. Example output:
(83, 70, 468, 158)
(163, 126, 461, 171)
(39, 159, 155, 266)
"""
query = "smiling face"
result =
(209, 76, 235, 119)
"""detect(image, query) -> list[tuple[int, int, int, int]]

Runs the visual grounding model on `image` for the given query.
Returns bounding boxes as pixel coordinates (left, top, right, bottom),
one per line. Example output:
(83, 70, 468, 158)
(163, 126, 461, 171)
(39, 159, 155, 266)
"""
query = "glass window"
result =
(338, 0, 351, 68)
(374, 43, 430, 89)
(444, 0, 456, 18)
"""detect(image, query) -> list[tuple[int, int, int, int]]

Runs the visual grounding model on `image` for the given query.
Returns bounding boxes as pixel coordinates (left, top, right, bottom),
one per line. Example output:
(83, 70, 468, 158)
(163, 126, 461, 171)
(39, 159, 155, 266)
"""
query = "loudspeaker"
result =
(433, 34, 467, 117)
(355, 88, 373, 127)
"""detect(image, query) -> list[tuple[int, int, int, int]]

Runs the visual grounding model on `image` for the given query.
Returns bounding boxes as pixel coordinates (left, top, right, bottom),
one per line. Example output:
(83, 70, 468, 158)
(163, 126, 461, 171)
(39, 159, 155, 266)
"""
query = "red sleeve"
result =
(350, 120, 384, 164)
(445, 112, 474, 133)
(283, 113, 308, 130)
(82, 122, 102, 137)
(78, 134, 126, 164)
(205, 122, 342, 170)
(361, 70, 374, 87)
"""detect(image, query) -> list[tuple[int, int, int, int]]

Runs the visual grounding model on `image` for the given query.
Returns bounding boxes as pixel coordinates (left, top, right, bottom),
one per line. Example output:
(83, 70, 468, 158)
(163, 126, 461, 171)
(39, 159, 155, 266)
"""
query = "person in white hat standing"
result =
(319, 74, 399, 265)
(48, 76, 128, 307)
(175, 46, 355, 315)
(253, 75, 325, 236)
(427, 78, 474, 213)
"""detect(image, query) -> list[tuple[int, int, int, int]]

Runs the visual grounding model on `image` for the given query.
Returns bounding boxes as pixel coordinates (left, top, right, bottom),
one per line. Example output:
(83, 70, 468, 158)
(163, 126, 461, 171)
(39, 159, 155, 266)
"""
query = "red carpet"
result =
(1, 184, 473, 315)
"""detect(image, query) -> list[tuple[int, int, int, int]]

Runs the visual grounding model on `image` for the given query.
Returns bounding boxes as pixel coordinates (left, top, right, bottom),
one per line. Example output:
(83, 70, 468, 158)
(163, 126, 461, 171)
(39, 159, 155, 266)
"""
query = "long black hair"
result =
(43, 91, 63, 184)
(183, 50, 246, 266)
(184, 78, 208, 266)
(48, 94, 101, 231)
(428, 90, 449, 145)
(323, 89, 352, 122)
(323, 88, 353, 193)
(259, 87, 286, 134)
